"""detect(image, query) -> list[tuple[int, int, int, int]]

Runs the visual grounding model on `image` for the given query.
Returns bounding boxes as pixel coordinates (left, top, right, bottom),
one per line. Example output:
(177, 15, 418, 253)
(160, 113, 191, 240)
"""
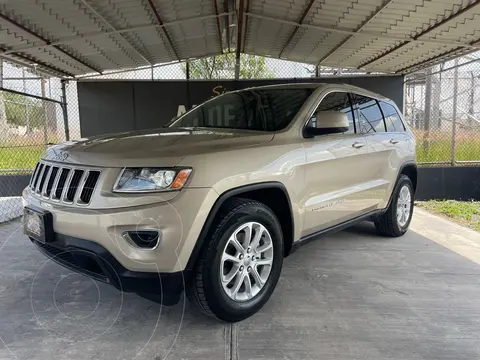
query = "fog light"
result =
(123, 230, 160, 249)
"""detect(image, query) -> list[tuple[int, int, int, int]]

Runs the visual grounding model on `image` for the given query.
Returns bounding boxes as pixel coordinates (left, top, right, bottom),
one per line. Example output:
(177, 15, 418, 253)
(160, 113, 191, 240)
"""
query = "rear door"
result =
(302, 91, 374, 236)
(378, 100, 415, 204)
(350, 94, 400, 208)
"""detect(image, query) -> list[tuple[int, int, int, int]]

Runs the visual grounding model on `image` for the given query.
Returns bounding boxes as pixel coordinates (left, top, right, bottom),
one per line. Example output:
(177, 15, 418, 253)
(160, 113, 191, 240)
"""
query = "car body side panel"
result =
(301, 133, 382, 236)
(177, 139, 307, 242)
(360, 132, 397, 206)
(375, 132, 416, 209)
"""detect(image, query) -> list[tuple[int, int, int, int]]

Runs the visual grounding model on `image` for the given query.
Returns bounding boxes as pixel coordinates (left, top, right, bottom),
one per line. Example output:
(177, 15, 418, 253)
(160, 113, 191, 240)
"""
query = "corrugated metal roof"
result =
(0, 0, 478, 77)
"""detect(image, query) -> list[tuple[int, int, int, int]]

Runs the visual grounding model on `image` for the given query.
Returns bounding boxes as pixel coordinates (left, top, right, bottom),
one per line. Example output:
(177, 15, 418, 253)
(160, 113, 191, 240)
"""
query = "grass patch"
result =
(416, 200, 480, 232)
(413, 129, 480, 164)
(416, 139, 480, 163)
(0, 146, 44, 171)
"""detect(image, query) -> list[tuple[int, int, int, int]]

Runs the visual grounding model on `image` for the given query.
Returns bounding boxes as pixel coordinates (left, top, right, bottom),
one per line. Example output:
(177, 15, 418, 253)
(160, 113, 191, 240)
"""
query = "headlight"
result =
(113, 167, 192, 193)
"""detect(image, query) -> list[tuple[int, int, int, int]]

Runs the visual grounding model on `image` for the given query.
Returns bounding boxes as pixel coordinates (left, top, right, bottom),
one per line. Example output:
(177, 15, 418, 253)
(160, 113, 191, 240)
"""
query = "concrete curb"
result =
(0, 197, 23, 223)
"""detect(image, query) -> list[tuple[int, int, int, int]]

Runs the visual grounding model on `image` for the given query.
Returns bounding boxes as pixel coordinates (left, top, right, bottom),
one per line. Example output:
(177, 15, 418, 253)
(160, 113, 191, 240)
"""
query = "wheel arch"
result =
(185, 182, 295, 272)
(382, 161, 417, 213)
(400, 161, 417, 193)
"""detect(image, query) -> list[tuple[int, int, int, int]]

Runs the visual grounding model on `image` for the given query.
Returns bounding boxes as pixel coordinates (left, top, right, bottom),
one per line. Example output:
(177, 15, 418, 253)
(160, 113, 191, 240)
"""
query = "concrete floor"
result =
(1, 209, 479, 360)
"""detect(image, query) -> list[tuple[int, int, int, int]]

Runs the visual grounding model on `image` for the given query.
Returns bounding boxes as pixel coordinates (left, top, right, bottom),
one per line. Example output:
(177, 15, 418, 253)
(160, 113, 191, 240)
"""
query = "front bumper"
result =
(23, 187, 219, 273)
(31, 233, 187, 305)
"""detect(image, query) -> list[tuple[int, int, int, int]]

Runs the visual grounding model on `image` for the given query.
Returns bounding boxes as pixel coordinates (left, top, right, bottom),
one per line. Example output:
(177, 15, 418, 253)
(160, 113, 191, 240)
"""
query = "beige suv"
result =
(22, 83, 416, 322)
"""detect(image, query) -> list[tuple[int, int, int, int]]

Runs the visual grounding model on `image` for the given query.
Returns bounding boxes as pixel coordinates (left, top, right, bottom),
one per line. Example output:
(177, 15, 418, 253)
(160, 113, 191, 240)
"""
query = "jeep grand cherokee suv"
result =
(23, 83, 416, 322)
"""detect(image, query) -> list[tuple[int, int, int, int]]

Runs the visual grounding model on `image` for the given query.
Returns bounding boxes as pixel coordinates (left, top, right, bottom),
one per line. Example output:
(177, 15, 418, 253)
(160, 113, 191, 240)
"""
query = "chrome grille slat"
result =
(39, 165, 52, 195)
(60, 169, 75, 203)
(79, 171, 101, 204)
(32, 163, 44, 190)
(74, 170, 89, 203)
(65, 169, 84, 202)
(30, 163, 40, 187)
(43, 167, 59, 197)
(34, 165, 46, 192)
(53, 168, 70, 200)
(50, 168, 63, 201)
(29, 160, 101, 206)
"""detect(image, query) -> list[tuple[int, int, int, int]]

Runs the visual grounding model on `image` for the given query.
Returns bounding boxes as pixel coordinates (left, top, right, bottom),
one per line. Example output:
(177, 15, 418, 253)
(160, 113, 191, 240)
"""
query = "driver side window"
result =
(308, 92, 355, 134)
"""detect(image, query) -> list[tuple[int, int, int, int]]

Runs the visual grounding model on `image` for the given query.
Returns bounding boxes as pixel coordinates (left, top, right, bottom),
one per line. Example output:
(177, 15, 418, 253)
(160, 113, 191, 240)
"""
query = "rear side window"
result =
(351, 94, 385, 134)
(379, 101, 405, 132)
(310, 91, 355, 134)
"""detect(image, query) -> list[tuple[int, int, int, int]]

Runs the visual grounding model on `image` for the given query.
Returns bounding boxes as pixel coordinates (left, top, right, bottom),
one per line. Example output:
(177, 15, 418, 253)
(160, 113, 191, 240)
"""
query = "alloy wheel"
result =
(220, 222, 274, 301)
(396, 185, 412, 227)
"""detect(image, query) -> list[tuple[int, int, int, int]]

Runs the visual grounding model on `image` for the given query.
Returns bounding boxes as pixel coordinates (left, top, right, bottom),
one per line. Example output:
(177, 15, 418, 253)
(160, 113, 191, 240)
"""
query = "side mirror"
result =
(304, 111, 349, 137)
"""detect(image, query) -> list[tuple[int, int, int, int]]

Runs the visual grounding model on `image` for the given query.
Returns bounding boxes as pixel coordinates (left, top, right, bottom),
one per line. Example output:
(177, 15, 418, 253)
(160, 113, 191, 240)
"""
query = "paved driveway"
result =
(1, 209, 479, 360)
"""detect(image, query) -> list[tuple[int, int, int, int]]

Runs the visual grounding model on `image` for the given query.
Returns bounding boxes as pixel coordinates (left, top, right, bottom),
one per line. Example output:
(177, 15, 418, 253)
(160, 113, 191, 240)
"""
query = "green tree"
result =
(184, 53, 275, 79)
(4, 92, 45, 128)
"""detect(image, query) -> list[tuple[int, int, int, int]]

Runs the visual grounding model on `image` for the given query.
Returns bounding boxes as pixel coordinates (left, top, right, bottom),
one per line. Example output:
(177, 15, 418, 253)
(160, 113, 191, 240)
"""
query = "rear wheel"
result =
(187, 198, 283, 322)
(375, 175, 414, 237)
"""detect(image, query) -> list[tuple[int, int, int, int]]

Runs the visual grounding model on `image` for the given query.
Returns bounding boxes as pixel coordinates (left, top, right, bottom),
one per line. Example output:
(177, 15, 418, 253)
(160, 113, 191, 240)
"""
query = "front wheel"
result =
(187, 198, 283, 322)
(375, 175, 414, 237)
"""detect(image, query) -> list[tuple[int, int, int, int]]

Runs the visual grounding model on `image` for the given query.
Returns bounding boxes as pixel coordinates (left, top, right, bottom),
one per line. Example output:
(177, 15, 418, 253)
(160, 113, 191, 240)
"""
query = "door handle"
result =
(352, 142, 365, 149)
(389, 139, 399, 144)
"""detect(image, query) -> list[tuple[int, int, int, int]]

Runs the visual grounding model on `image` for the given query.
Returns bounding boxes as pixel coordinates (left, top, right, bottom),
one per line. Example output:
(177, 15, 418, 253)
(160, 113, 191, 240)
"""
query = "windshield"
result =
(169, 88, 313, 131)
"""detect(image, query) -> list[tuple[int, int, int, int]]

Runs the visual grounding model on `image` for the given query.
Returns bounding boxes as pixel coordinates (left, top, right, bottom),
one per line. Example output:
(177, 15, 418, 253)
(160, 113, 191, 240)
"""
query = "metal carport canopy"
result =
(0, 0, 479, 78)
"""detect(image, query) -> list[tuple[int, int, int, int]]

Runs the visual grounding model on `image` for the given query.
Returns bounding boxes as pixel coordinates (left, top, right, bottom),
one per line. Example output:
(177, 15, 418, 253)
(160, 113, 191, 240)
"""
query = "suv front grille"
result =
(29, 161, 101, 205)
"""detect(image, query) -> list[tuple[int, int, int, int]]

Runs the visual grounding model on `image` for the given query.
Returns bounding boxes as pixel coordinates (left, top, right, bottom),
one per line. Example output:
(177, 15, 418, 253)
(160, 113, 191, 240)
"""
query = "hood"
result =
(42, 128, 274, 167)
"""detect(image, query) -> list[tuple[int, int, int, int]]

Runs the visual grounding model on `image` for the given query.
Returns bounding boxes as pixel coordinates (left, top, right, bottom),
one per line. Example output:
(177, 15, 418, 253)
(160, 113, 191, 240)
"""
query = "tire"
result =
(375, 175, 414, 237)
(187, 197, 284, 322)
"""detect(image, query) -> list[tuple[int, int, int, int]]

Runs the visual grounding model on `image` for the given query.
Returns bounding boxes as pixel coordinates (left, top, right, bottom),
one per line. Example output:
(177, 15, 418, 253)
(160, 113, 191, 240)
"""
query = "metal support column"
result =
(186, 61, 190, 80)
(423, 68, 432, 154)
(451, 59, 459, 166)
(0, 59, 4, 129)
(469, 71, 475, 128)
(61, 79, 70, 141)
(41, 77, 48, 149)
(235, 0, 245, 80)
(21, 68, 31, 133)
(234, 55, 240, 79)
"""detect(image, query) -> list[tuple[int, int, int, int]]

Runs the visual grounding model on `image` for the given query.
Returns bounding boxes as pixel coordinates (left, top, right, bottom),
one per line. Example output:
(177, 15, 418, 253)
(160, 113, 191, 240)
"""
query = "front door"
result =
(302, 91, 373, 237)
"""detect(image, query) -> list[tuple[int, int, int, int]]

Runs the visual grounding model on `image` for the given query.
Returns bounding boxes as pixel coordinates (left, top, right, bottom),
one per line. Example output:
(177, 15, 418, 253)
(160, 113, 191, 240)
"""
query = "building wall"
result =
(77, 76, 405, 137)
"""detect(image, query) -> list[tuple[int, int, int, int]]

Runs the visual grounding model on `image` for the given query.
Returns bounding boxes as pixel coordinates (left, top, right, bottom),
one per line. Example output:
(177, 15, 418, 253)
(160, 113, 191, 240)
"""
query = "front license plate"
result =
(23, 207, 53, 244)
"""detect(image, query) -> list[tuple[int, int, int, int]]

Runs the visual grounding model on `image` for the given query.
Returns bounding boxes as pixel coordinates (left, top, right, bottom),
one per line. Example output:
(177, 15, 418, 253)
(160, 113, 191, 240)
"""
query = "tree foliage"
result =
(184, 53, 275, 79)
(4, 92, 45, 128)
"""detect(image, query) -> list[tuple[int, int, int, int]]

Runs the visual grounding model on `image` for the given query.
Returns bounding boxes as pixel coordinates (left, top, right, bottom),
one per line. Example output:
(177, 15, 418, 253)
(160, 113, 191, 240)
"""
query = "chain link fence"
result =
(405, 53, 480, 166)
(1, 52, 480, 222)
(0, 61, 67, 222)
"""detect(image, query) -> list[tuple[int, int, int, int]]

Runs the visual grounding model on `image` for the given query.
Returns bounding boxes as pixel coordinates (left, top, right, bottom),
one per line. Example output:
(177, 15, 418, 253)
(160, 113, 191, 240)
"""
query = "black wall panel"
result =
(132, 81, 189, 131)
(77, 82, 135, 137)
(416, 166, 480, 201)
(77, 76, 404, 137)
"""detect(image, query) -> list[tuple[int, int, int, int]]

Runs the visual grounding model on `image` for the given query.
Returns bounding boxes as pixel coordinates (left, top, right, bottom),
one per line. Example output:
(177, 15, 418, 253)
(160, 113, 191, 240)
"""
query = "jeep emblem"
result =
(53, 151, 69, 161)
